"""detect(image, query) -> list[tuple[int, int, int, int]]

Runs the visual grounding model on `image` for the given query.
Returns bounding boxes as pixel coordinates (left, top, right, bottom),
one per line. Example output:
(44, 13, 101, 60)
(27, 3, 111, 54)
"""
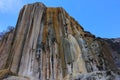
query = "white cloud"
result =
(0, 0, 23, 13)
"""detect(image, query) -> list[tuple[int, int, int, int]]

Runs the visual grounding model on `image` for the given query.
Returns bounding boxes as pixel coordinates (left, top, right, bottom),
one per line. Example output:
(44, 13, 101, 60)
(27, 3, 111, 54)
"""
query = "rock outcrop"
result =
(105, 38, 120, 69)
(0, 2, 120, 80)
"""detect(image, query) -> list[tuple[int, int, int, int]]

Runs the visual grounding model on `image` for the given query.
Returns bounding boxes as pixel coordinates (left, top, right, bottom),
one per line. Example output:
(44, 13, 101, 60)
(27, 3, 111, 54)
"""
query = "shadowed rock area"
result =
(105, 38, 120, 70)
(0, 2, 120, 80)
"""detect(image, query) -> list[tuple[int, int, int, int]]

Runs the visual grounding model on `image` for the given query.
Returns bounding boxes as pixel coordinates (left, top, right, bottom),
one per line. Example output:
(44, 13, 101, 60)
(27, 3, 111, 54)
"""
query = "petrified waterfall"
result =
(0, 2, 120, 80)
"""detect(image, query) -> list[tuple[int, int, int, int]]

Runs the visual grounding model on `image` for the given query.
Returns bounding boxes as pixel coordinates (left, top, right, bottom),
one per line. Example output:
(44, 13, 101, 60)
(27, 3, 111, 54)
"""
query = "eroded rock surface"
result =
(0, 2, 120, 80)
(105, 38, 120, 69)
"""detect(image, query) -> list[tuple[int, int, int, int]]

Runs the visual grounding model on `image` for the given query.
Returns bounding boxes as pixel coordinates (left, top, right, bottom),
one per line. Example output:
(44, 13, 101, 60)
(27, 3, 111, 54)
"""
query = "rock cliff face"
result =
(105, 38, 120, 70)
(0, 2, 120, 80)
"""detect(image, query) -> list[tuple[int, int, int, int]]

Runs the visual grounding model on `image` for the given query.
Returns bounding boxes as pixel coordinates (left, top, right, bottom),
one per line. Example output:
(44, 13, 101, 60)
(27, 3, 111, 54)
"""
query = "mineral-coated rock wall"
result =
(0, 2, 120, 80)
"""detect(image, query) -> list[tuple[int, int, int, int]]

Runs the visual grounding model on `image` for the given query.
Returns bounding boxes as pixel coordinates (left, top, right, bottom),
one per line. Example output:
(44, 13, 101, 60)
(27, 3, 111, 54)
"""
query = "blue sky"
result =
(0, 0, 120, 38)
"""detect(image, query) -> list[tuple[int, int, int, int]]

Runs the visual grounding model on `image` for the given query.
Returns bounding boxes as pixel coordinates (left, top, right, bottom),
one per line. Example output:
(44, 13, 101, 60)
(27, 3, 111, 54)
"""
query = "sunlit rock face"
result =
(0, 2, 120, 80)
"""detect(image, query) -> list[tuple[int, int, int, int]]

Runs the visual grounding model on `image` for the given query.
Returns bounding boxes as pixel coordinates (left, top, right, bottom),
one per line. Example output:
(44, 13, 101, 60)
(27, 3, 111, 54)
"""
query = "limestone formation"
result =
(0, 2, 120, 80)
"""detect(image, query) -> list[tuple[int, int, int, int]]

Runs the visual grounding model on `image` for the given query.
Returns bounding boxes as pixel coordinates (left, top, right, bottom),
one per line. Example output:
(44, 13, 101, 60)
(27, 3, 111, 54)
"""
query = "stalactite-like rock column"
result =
(0, 2, 120, 80)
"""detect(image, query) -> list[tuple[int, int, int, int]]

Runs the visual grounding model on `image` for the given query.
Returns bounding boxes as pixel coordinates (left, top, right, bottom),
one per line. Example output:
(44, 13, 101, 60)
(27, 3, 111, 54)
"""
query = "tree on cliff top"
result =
(0, 26, 14, 40)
